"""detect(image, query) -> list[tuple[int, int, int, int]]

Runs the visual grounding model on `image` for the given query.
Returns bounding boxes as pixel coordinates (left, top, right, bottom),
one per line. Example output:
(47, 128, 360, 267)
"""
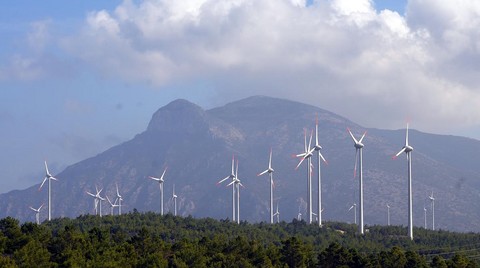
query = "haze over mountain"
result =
(1, 96, 480, 232)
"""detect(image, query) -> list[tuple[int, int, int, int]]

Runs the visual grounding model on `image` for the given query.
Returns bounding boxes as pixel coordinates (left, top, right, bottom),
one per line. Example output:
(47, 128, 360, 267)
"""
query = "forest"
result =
(1, 210, 479, 267)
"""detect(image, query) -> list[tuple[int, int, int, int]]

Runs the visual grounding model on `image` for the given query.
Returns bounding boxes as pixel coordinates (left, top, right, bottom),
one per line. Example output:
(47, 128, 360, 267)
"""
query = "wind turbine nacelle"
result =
(354, 143, 364, 149)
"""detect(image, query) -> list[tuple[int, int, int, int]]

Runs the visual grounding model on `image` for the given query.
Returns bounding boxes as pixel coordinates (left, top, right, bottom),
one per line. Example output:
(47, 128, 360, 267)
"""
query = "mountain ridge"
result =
(1, 96, 479, 232)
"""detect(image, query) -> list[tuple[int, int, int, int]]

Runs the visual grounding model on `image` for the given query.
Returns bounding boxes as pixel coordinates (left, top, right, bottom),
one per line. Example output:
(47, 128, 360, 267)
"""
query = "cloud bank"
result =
(9, 0, 480, 134)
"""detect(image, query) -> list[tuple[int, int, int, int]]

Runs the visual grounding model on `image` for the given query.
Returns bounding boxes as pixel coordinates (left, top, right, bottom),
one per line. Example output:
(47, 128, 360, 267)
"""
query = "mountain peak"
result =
(147, 99, 208, 134)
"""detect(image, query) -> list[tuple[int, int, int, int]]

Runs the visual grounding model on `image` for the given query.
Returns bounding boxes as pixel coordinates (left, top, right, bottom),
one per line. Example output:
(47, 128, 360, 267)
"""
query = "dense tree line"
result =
(0, 211, 479, 267)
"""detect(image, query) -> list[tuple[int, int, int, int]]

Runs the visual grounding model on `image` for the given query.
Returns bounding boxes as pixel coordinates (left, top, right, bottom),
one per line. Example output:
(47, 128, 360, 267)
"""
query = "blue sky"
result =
(1, 0, 480, 193)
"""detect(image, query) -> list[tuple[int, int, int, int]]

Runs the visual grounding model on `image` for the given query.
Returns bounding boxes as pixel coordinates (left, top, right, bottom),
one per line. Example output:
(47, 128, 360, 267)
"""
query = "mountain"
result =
(1, 96, 480, 232)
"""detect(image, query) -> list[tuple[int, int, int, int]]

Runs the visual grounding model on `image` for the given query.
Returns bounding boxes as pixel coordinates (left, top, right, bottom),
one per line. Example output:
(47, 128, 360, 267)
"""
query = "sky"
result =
(1, 0, 480, 194)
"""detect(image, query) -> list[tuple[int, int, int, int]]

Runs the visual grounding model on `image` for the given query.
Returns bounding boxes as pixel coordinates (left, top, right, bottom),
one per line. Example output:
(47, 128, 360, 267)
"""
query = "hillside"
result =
(1, 96, 480, 232)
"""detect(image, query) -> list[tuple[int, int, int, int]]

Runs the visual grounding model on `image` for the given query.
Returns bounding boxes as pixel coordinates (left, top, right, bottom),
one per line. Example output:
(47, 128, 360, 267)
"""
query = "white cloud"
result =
(16, 0, 480, 135)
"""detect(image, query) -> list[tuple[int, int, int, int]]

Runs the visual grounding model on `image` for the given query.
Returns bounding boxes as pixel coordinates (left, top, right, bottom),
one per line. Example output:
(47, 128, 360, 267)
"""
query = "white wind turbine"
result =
(386, 204, 391, 226)
(38, 161, 58, 221)
(217, 155, 237, 222)
(348, 203, 357, 224)
(294, 129, 314, 224)
(106, 195, 119, 216)
(29, 204, 44, 224)
(429, 191, 435, 230)
(86, 186, 105, 216)
(116, 183, 123, 215)
(393, 123, 414, 240)
(257, 148, 275, 224)
(348, 128, 367, 235)
(273, 202, 280, 223)
(227, 160, 243, 224)
(313, 115, 328, 227)
(172, 184, 178, 216)
(149, 167, 167, 216)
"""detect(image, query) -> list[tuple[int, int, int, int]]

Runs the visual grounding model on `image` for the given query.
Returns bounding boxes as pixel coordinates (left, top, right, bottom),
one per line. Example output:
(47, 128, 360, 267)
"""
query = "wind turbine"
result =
(86, 186, 105, 216)
(348, 128, 367, 235)
(217, 155, 236, 221)
(116, 183, 123, 215)
(149, 167, 167, 215)
(393, 123, 414, 240)
(429, 191, 435, 230)
(106, 195, 119, 216)
(257, 148, 275, 224)
(348, 203, 357, 224)
(172, 184, 178, 216)
(386, 204, 391, 226)
(228, 160, 243, 224)
(29, 204, 44, 224)
(294, 129, 314, 224)
(273, 202, 280, 223)
(313, 115, 328, 227)
(38, 161, 58, 221)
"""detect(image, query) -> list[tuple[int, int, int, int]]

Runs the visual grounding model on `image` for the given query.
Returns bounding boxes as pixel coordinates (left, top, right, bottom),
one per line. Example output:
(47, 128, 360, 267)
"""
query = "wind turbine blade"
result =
(308, 129, 313, 151)
(44, 161, 50, 175)
(116, 183, 121, 197)
(235, 160, 239, 179)
(226, 180, 235, 187)
(50, 176, 58, 181)
(359, 131, 367, 143)
(348, 205, 354, 211)
(149, 176, 160, 181)
(393, 148, 406, 159)
(86, 191, 96, 197)
(257, 170, 268, 176)
(231, 154, 235, 175)
(269, 148, 273, 169)
(303, 129, 307, 152)
(347, 128, 359, 144)
(295, 157, 306, 170)
(405, 123, 409, 146)
(319, 152, 327, 163)
(106, 196, 113, 206)
(217, 176, 230, 184)
(39, 177, 48, 190)
(160, 167, 168, 181)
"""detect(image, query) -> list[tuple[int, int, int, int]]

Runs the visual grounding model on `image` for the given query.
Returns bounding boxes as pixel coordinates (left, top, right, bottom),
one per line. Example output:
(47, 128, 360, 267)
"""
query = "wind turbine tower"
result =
(257, 148, 275, 224)
(423, 206, 427, 229)
(38, 161, 58, 221)
(348, 128, 367, 234)
(393, 123, 414, 240)
(386, 204, 391, 226)
(314, 116, 328, 227)
(429, 191, 435, 230)
(149, 167, 167, 215)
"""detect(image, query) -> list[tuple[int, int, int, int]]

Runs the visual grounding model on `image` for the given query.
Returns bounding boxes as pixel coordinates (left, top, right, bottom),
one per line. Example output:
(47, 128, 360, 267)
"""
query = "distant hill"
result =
(1, 96, 480, 232)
